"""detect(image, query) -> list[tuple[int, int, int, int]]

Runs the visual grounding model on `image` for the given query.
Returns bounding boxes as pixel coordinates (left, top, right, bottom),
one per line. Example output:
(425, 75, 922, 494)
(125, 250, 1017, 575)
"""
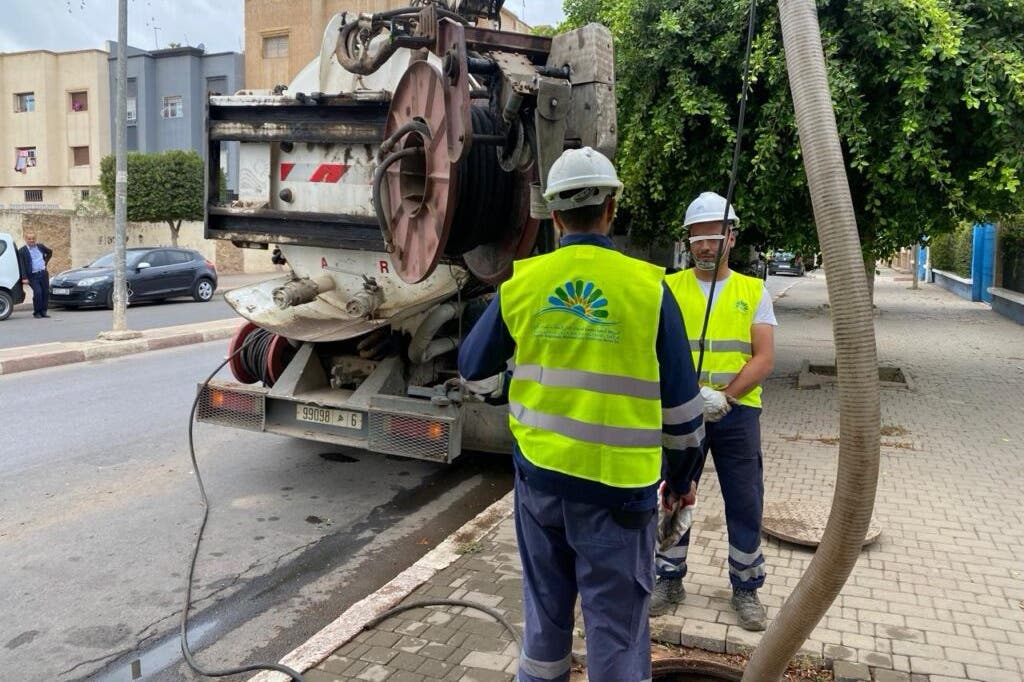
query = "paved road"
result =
(764, 272, 805, 300)
(0, 343, 513, 681)
(1, 297, 239, 350)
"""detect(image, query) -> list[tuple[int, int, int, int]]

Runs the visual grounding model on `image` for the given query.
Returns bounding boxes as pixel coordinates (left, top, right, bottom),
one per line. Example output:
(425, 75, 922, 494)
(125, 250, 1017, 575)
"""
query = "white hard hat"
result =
(543, 147, 623, 212)
(683, 191, 740, 229)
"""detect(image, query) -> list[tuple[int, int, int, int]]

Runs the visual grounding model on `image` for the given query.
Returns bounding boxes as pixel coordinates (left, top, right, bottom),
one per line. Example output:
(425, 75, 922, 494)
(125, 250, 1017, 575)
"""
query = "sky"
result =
(0, 1, 565, 55)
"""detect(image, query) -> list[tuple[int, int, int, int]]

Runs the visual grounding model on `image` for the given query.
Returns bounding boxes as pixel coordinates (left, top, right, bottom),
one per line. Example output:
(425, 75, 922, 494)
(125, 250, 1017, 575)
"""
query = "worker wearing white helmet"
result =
(652, 191, 778, 632)
(459, 147, 705, 681)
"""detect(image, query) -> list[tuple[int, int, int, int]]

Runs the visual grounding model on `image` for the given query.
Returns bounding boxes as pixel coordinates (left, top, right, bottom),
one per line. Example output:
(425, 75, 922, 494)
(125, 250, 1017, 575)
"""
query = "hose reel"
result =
(374, 22, 539, 285)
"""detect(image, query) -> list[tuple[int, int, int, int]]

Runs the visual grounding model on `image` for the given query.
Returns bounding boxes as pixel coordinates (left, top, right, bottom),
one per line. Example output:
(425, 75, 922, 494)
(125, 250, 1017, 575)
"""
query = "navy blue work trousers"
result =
(656, 404, 766, 590)
(514, 473, 655, 682)
(28, 271, 49, 316)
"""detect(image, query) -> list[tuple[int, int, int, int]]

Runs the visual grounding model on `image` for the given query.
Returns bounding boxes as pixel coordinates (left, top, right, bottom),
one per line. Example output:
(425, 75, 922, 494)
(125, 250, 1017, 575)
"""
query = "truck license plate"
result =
(52, 288, 70, 295)
(296, 405, 363, 430)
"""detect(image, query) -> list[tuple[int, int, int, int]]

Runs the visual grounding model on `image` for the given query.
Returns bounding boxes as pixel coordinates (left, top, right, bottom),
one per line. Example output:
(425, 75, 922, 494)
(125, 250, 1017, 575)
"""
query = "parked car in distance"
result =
(0, 232, 27, 321)
(768, 251, 806, 277)
(49, 247, 218, 309)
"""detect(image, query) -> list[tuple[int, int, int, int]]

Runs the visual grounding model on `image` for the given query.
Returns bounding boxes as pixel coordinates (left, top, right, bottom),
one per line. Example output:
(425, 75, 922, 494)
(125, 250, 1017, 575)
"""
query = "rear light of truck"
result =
(197, 385, 265, 431)
(209, 389, 257, 412)
(205, 259, 216, 271)
(369, 412, 453, 462)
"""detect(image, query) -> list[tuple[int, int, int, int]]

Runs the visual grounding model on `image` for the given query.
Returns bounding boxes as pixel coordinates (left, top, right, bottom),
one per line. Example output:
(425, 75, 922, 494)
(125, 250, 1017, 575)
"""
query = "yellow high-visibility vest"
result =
(667, 269, 764, 408)
(500, 245, 665, 489)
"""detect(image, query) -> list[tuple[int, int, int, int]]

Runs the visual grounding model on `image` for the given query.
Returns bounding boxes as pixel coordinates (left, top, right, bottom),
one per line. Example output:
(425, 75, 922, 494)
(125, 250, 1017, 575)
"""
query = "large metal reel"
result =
(383, 60, 460, 284)
(462, 167, 540, 284)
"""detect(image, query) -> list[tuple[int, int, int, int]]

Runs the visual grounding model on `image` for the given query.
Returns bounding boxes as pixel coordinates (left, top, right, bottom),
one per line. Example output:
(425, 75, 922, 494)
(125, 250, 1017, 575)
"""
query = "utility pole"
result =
(912, 243, 920, 290)
(101, 0, 140, 340)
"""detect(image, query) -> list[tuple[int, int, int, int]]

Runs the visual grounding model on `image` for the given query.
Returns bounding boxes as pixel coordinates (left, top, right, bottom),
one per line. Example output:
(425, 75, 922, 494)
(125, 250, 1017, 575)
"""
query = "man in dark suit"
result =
(17, 232, 53, 318)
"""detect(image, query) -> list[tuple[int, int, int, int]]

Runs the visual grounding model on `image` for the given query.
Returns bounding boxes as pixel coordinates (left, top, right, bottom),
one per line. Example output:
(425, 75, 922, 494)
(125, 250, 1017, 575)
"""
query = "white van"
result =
(0, 232, 27, 320)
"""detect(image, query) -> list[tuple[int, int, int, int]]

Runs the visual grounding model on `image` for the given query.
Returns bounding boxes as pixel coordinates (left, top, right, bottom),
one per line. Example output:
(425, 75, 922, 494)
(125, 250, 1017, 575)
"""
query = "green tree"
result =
(99, 150, 205, 246)
(563, 0, 1024, 275)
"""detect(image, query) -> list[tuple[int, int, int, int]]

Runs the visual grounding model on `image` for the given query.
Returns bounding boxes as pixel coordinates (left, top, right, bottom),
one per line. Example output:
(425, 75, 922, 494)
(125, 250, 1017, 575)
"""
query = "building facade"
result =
(106, 44, 245, 194)
(244, 0, 530, 91)
(0, 49, 111, 210)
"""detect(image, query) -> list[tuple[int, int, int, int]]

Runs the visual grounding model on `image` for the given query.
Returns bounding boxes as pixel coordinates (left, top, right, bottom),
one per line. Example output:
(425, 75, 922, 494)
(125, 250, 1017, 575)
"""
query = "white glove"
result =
(700, 386, 732, 422)
(657, 481, 697, 552)
(461, 374, 503, 399)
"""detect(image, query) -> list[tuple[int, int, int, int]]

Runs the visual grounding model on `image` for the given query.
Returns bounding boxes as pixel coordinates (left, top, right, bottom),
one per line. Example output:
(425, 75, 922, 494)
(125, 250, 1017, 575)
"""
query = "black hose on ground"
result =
(361, 599, 522, 647)
(182, 337, 305, 681)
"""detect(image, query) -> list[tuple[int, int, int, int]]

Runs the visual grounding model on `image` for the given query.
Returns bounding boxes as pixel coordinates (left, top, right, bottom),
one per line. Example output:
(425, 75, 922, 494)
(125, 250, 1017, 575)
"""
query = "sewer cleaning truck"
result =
(195, 1, 617, 463)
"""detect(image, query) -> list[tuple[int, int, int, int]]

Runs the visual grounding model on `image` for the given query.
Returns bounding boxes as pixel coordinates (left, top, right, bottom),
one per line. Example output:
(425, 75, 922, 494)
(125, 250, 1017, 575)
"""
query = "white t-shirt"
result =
(695, 273, 777, 326)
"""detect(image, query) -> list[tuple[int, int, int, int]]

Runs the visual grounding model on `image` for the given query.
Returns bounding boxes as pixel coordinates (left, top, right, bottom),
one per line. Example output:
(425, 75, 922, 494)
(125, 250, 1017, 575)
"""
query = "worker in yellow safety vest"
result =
(651, 191, 777, 632)
(459, 148, 706, 681)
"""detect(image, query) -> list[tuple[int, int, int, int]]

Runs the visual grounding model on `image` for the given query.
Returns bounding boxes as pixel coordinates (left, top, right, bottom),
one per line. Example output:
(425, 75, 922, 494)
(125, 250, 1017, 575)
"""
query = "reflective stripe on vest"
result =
(667, 269, 764, 408)
(500, 245, 665, 489)
(689, 339, 752, 354)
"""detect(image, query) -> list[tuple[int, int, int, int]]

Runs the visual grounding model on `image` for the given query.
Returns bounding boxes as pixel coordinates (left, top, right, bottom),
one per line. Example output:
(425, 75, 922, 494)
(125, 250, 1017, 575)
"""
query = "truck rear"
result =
(196, 1, 616, 463)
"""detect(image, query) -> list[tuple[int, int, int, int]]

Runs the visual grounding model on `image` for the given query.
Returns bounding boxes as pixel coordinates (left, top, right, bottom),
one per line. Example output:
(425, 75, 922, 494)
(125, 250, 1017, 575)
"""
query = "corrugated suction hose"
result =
(742, 2, 881, 679)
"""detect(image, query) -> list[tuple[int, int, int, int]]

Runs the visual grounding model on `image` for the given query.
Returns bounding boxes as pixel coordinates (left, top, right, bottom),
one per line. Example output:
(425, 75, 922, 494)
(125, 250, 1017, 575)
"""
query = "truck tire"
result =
(0, 290, 12, 321)
(192, 277, 215, 302)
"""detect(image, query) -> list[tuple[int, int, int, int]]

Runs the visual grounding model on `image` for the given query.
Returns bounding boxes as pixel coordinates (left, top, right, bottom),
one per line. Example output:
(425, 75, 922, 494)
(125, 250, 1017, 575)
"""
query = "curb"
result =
(250, 492, 515, 682)
(0, 320, 240, 376)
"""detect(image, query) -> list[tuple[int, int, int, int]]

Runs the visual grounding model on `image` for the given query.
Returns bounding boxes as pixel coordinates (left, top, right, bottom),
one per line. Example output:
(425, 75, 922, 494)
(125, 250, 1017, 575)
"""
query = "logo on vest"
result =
(533, 279, 621, 343)
(735, 300, 750, 313)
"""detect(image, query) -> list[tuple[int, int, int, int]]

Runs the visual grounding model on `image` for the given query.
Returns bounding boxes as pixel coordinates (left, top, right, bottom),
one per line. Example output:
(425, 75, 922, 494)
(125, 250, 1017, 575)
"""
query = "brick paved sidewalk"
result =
(275, 272, 1024, 682)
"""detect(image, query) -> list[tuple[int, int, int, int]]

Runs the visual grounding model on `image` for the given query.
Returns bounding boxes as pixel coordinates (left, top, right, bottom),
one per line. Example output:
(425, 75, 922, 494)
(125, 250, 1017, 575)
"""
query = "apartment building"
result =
(0, 49, 111, 210)
(106, 43, 245, 194)
(244, 0, 530, 90)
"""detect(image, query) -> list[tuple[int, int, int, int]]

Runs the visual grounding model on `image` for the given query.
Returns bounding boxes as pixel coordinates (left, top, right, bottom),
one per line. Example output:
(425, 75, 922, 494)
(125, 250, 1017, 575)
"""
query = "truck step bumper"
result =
(196, 382, 462, 463)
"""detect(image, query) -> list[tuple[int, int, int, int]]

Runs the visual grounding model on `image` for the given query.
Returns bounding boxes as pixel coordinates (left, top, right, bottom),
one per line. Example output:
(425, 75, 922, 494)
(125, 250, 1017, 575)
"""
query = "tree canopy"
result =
(563, 0, 1024, 261)
(99, 150, 205, 246)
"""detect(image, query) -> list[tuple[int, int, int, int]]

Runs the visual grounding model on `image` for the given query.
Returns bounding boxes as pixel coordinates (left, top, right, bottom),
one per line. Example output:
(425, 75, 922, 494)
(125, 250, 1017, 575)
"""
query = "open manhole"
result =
(652, 659, 743, 681)
(798, 361, 912, 390)
(763, 499, 882, 548)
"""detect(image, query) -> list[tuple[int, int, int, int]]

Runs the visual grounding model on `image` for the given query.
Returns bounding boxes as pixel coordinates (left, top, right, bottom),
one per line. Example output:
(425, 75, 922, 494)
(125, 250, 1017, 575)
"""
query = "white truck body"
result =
(197, 5, 615, 463)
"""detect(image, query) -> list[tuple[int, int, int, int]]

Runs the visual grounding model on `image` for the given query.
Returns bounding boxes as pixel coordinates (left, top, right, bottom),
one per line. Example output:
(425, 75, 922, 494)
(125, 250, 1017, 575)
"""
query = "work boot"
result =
(649, 577, 684, 617)
(731, 588, 767, 631)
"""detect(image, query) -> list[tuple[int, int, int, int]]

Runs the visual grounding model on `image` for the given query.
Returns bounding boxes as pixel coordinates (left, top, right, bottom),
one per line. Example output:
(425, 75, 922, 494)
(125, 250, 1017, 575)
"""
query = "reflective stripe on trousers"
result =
(655, 405, 766, 590)
(518, 651, 572, 680)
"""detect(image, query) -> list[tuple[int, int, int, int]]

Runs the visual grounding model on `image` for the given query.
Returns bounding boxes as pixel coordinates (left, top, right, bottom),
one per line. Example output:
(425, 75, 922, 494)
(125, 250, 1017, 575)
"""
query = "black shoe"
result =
(731, 588, 767, 631)
(33, 313, 41, 318)
(649, 577, 685, 616)
(40, 313, 50, 318)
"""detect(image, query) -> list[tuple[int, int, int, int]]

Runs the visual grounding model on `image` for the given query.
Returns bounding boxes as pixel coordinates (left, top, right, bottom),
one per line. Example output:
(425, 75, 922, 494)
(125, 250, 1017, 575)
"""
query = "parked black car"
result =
(49, 247, 218, 309)
(768, 251, 806, 277)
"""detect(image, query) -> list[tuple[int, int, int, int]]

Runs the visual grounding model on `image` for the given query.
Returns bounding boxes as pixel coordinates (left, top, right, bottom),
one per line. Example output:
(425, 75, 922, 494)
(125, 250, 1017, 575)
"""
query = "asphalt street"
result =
(0, 342, 513, 681)
(1, 297, 237, 349)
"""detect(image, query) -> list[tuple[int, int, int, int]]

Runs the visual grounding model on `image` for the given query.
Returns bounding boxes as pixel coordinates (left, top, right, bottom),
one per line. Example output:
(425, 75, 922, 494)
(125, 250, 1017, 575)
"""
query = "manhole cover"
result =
(762, 499, 882, 547)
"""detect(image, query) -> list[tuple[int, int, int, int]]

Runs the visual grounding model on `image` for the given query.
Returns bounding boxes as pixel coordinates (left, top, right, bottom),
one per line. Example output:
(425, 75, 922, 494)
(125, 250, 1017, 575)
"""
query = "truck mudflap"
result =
(196, 380, 464, 464)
